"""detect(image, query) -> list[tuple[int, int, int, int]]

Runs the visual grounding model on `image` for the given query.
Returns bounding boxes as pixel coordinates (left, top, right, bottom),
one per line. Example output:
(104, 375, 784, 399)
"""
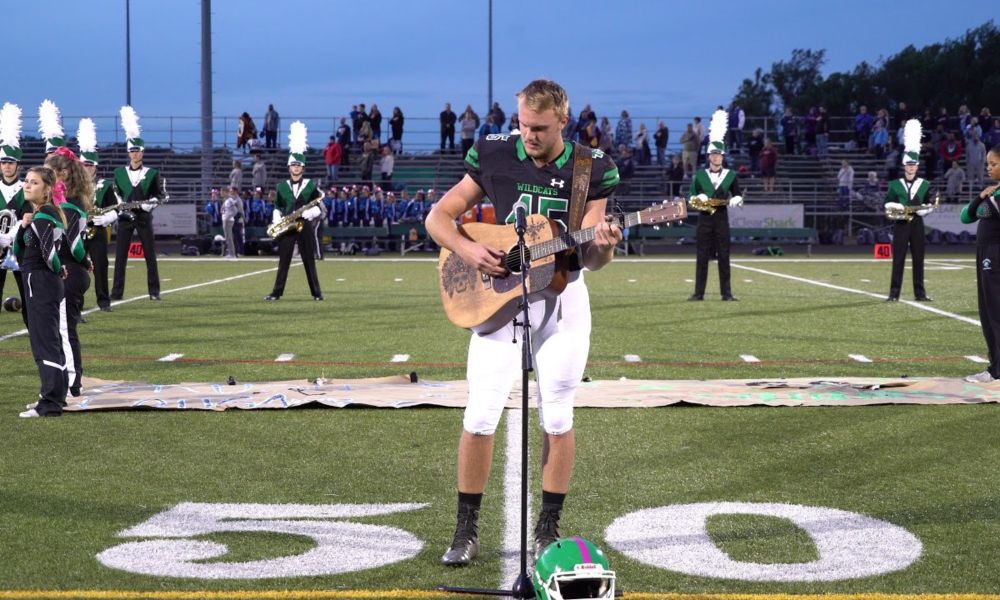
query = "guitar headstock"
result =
(634, 199, 688, 225)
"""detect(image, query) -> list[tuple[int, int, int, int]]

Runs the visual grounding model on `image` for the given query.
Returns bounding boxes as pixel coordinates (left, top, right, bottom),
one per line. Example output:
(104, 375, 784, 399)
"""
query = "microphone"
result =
(514, 203, 527, 236)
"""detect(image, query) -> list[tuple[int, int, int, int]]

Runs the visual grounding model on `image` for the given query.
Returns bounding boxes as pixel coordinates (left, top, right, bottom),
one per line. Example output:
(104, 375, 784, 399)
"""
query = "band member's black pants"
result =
(112, 211, 160, 298)
(87, 226, 111, 308)
(694, 209, 732, 297)
(270, 221, 322, 298)
(64, 262, 90, 393)
(889, 217, 926, 299)
(25, 269, 66, 415)
(976, 243, 1000, 378)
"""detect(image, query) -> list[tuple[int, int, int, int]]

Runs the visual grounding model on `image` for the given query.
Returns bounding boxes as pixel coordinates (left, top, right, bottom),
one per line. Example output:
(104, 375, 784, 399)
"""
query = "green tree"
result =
(732, 67, 774, 117)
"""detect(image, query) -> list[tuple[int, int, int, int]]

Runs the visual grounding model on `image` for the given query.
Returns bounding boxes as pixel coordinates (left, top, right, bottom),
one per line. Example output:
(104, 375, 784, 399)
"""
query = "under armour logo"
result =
(551, 178, 565, 189)
(984, 258, 992, 271)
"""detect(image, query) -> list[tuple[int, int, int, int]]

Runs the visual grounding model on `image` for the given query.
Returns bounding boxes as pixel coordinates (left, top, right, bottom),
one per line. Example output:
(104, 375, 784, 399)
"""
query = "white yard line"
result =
(849, 354, 873, 363)
(503, 408, 529, 586)
(390, 354, 410, 363)
(623, 354, 642, 363)
(0, 265, 285, 343)
(158, 353, 184, 362)
(966, 355, 989, 364)
(731, 263, 981, 327)
(740, 354, 760, 363)
(275, 354, 295, 362)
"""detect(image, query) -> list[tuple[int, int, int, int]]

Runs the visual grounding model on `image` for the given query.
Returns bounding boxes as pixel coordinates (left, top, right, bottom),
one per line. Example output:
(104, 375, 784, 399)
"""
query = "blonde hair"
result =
(44, 153, 94, 211)
(516, 79, 569, 121)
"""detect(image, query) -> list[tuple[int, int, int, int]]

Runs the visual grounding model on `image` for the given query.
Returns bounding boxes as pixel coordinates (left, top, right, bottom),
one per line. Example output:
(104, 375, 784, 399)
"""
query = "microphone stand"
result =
(437, 212, 536, 599)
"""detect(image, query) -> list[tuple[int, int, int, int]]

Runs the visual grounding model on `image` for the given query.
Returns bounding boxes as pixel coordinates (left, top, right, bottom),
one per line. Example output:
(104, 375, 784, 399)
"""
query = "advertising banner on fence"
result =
(152, 203, 198, 235)
(920, 202, 977, 234)
(729, 204, 804, 228)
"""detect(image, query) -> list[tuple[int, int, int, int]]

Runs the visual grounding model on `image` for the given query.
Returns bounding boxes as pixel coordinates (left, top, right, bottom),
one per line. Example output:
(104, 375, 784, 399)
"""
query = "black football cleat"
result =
(441, 504, 480, 567)
(533, 507, 561, 560)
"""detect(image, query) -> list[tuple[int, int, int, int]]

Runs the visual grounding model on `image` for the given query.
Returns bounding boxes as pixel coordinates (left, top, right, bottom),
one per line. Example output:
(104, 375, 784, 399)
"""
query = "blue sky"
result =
(5, 0, 995, 149)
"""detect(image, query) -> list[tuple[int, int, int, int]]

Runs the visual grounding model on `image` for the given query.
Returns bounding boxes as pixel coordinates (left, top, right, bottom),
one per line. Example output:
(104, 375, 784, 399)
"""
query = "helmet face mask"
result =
(533, 537, 615, 600)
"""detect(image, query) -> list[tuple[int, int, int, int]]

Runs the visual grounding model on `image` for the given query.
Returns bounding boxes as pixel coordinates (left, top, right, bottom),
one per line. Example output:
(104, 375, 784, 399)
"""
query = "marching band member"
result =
(44, 146, 93, 398)
(78, 118, 118, 312)
(688, 109, 743, 301)
(884, 119, 935, 302)
(15, 167, 68, 418)
(111, 106, 166, 301)
(0, 102, 28, 326)
(265, 121, 324, 301)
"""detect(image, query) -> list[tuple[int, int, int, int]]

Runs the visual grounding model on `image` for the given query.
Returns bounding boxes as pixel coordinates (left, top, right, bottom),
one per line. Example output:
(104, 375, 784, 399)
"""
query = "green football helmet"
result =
(533, 536, 615, 600)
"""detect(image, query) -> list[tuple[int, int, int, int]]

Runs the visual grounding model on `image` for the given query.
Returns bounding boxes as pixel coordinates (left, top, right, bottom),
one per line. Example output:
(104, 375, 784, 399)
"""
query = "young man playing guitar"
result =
(426, 79, 621, 566)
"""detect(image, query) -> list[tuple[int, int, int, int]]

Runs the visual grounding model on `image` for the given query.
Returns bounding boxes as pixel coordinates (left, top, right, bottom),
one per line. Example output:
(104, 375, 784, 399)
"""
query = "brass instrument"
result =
(688, 196, 730, 215)
(267, 195, 325, 239)
(886, 194, 940, 222)
(85, 203, 122, 240)
(0, 208, 19, 271)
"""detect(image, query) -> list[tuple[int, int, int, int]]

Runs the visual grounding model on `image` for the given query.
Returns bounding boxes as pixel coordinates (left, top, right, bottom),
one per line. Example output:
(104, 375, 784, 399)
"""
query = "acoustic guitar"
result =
(438, 200, 687, 333)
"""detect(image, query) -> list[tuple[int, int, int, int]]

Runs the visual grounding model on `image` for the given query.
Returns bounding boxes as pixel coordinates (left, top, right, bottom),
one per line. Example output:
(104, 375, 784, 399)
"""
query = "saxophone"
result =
(0, 208, 18, 270)
(886, 194, 940, 222)
(688, 195, 730, 215)
(267, 195, 325, 239)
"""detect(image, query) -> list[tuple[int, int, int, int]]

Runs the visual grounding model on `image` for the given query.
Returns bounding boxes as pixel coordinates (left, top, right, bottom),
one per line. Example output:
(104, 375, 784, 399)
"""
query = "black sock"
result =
(458, 492, 483, 509)
(541, 490, 566, 512)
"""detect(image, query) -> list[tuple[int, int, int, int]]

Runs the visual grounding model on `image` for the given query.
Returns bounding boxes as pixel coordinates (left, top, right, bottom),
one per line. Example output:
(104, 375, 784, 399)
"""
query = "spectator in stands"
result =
(390, 107, 404, 154)
(330, 188, 348, 226)
(489, 102, 506, 130)
(265, 190, 276, 221)
(324, 135, 342, 184)
(837, 159, 855, 211)
(237, 112, 257, 152)
(617, 144, 634, 195)
(478, 115, 499, 139)
(653, 121, 669, 167)
(440, 102, 457, 152)
(862, 171, 882, 203)
(937, 107, 951, 132)
(229, 160, 243, 192)
(380, 145, 394, 183)
(869, 118, 889, 159)
(369, 104, 383, 143)
(358, 118, 374, 145)
(252, 153, 267, 191)
(692, 116, 705, 165)
(802, 106, 818, 155)
(968, 132, 987, 189)
(665, 154, 685, 197)
(958, 105, 972, 134)
(965, 116, 983, 143)
(355, 186, 372, 226)
(680, 123, 699, 174)
(979, 107, 994, 133)
(360, 138, 378, 185)
(204, 188, 221, 228)
(382, 191, 402, 226)
(251, 188, 265, 226)
(508, 113, 519, 133)
(939, 132, 964, 169)
(747, 128, 763, 174)
(893, 101, 909, 138)
(615, 110, 633, 150)
(600, 117, 614, 154)
(816, 106, 830, 157)
(263, 104, 279, 149)
(885, 141, 900, 181)
(945, 161, 966, 201)
(578, 111, 599, 148)
(221, 186, 243, 259)
(986, 119, 1000, 149)
(563, 107, 577, 142)
(921, 108, 935, 135)
(727, 103, 745, 153)
(759, 138, 778, 193)
(635, 123, 651, 166)
(854, 105, 873, 150)
(336, 117, 352, 167)
(354, 103, 369, 144)
(460, 108, 477, 157)
(920, 140, 938, 181)
(402, 189, 426, 222)
(350, 105, 360, 142)
(780, 108, 797, 155)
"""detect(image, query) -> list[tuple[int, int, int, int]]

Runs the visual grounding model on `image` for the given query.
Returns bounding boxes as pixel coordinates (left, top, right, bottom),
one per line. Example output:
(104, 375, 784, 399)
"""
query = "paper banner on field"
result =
(63, 375, 1000, 413)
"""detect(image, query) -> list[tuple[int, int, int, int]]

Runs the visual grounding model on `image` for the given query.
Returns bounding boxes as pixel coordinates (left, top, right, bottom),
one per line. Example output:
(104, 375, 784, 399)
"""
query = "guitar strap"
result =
(569, 142, 592, 234)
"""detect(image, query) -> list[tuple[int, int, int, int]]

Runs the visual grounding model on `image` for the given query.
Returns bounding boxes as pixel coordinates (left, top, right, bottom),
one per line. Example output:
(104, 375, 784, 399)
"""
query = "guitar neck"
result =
(529, 212, 644, 259)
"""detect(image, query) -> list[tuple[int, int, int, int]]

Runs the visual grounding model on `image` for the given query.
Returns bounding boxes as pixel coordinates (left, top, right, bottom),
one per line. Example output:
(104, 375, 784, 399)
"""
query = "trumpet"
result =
(688, 196, 730, 215)
(886, 194, 940, 222)
(266, 195, 325, 239)
(0, 208, 19, 271)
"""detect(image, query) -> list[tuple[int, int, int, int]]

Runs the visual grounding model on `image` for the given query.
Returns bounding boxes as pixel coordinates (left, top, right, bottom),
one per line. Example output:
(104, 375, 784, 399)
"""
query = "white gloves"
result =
(272, 209, 283, 225)
(140, 202, 156, 212)
(93, 211, 118, 226)
(0, 233, 10, 248)
(916, 207, 933, 217)
(693, 193, 709, 203)
(302, 206, 321, 221)
(729, 195, 744, 207)
(885, 202, 905, 213)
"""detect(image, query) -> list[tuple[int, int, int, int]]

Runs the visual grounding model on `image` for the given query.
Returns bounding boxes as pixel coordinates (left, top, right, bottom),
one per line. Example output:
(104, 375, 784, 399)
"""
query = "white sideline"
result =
(503, 408, 529, 587)
(0, 265, 284, 343)
(731, 263, 981, 327)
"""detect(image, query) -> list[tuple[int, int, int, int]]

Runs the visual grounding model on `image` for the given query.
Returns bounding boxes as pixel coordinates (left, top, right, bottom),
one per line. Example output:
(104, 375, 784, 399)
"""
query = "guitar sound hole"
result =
(504, 247, 530, 274)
